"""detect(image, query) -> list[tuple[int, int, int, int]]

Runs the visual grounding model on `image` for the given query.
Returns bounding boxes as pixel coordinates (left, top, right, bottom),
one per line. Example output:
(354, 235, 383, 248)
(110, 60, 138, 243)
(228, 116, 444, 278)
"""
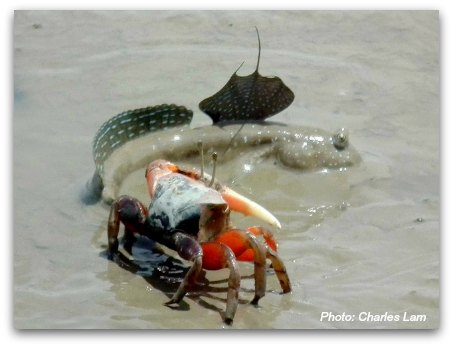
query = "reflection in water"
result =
(101, 235, 272, 323)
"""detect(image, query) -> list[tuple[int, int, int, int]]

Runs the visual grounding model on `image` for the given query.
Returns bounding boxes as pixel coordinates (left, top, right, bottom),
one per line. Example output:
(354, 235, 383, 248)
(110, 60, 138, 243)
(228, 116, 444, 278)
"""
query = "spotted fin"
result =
(93, 104, 193, 174)
(199, 28, 294, 124)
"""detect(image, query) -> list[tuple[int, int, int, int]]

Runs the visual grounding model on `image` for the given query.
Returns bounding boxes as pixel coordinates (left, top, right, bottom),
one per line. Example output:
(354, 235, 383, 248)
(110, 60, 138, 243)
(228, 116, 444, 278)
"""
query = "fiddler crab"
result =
(107, 148, 291, 325)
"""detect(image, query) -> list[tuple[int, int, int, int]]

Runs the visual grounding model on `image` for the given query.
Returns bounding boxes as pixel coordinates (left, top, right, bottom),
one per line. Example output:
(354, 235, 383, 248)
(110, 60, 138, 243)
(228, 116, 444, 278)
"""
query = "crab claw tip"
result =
(221, 187, 282, 229)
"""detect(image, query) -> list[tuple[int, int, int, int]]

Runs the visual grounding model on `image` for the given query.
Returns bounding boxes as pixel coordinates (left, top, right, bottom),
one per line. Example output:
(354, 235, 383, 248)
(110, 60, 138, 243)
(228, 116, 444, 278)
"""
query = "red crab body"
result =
(107, 159, 291, 324)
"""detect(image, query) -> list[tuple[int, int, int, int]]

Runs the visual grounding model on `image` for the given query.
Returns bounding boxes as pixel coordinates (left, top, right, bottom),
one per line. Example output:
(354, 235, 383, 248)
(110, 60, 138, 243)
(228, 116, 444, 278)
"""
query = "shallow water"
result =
(13, 10, 439, 329)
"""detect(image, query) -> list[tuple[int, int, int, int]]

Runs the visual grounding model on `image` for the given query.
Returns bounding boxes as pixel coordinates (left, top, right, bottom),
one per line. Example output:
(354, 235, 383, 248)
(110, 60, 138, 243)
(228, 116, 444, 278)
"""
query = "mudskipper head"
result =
(276, 128, 361, 170)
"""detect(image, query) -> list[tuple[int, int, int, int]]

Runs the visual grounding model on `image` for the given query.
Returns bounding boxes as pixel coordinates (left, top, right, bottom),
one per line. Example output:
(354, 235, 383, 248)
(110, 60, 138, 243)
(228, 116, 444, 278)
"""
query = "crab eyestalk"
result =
(209, 152, 218, 187)
(197, 140, 205, 179)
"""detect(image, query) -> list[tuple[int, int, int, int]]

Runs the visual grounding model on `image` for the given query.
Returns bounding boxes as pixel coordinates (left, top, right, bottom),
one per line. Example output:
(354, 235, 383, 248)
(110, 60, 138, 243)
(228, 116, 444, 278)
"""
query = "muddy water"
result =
(13, 11, 439, 329)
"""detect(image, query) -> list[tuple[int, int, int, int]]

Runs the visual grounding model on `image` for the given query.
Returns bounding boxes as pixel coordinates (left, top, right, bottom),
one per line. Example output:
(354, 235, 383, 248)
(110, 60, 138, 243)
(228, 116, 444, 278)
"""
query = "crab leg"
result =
(245, 226, 291, 293)
(165, 232, 203, 305)
(235, 226, 278, 260)
(218, 227, 292, 294)
(200, 241, 240, 324)
(248, 227, 291, 293)
(167, 234, 241, 324)
(266, 247, 292, 293)
(107, 201, 120, 258)
(215, 229, 267, 305)
(107, 195, 148, 260)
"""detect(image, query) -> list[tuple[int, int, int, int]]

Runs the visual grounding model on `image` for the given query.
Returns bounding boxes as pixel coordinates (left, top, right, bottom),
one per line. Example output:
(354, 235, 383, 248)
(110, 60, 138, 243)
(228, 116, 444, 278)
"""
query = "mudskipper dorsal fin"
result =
(199, 27, 295, 124)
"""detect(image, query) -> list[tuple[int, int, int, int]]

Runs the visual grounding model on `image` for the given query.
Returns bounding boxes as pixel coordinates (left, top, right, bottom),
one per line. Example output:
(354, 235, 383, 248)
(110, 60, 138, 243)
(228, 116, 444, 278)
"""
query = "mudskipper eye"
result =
(333, 128, 349, 150)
